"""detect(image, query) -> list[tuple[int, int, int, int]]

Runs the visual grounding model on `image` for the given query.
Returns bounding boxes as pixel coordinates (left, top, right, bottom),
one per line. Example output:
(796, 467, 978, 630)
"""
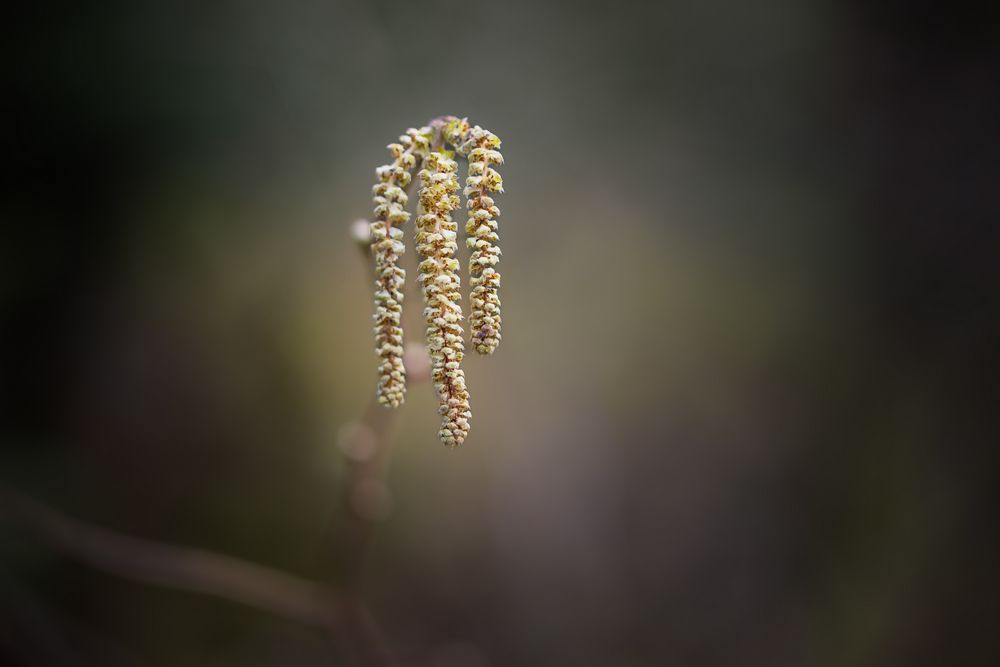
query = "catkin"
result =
(370, 127, 431, 407)
(416, 150, 471, 446)
(447, 121, 504, 354)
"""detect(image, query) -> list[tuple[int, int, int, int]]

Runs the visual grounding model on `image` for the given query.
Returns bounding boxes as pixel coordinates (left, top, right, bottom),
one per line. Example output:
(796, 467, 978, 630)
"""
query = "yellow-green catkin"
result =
(371, 127, 431, 407)
(416, 150, 471, 446)
(446, 120, 504, 354)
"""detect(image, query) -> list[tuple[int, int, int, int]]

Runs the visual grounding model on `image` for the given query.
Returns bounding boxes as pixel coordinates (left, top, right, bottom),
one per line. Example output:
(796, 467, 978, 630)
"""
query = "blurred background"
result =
(3, 0, 999, 665)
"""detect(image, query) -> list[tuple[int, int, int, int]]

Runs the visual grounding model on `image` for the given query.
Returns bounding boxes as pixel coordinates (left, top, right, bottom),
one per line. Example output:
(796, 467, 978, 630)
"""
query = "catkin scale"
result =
(365, 117, 504, 445)
(416, 151, 471, 446)
(445, 120, 504, 355)
(370, 127, 431, 407)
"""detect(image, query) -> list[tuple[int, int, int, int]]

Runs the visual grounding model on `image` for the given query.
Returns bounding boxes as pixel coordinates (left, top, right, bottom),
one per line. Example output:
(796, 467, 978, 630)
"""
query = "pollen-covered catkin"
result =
(371, 127, 431, 407)
(447, 122, 504, 354)
(416, 150, 471, 446)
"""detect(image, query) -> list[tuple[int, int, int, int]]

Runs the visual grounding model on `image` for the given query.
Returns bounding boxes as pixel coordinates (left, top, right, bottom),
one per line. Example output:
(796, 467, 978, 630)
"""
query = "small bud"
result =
(351, 219, 372, 247)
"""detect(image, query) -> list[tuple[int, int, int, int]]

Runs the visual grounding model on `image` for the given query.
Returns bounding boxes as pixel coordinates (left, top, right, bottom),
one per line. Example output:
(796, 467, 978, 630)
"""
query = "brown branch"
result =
(318, 230, 433, 666)
(0, 485, 339, 628)
(0, 222, 429, 667)
(326, 334, 430, 594)
(0, 387, 409, 667)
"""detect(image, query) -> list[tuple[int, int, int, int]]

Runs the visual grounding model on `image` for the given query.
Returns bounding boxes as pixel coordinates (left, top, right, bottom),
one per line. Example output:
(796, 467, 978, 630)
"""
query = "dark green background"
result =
(3, 1, 998, 665)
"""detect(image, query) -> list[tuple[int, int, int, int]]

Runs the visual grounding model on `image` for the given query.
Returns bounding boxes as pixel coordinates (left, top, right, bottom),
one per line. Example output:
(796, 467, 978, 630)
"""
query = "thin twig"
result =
(0, 485, 340, 627)
(317, 227, 434, 667)
(0, 396, 405, 667)
(0, 219, 430, 667)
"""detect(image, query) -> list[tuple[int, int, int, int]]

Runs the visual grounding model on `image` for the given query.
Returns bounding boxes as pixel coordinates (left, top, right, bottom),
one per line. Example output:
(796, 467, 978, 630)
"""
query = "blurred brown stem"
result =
(331, 396, 396, 588)
(0, 485, 338, 627)
(322, 393, 400, 667)
(0, 390, 401, 667)
(0, 211, 420, 667)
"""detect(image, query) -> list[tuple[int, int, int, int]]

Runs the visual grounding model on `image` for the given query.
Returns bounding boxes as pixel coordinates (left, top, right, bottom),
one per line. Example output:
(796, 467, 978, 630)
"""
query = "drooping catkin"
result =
(416, 150, 471, 446)
(370, 127, 431, 407)
(446, 120, 504, 354)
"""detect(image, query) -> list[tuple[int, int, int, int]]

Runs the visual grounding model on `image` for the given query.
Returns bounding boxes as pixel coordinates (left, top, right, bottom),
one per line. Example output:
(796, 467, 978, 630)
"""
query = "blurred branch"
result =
(0, 223, 420, 667)
(0, 385, 406, 667)
(0, 485, 338, 628)
(0, 411, 400, 667)
(317, 224, 433, 666)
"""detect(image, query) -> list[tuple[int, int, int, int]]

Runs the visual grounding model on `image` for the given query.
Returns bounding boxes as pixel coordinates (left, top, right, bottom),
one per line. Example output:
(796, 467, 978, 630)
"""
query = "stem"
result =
(0, 486, 337, 628)
(0, 169, 451, 666)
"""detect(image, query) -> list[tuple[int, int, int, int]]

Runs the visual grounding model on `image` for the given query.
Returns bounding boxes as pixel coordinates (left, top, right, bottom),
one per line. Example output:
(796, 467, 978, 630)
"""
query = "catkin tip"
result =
(371, 127, 432, 407)
(448, 123, 504, 355)
(364, 118, 505, 444)
(417, 150, 472, 445)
